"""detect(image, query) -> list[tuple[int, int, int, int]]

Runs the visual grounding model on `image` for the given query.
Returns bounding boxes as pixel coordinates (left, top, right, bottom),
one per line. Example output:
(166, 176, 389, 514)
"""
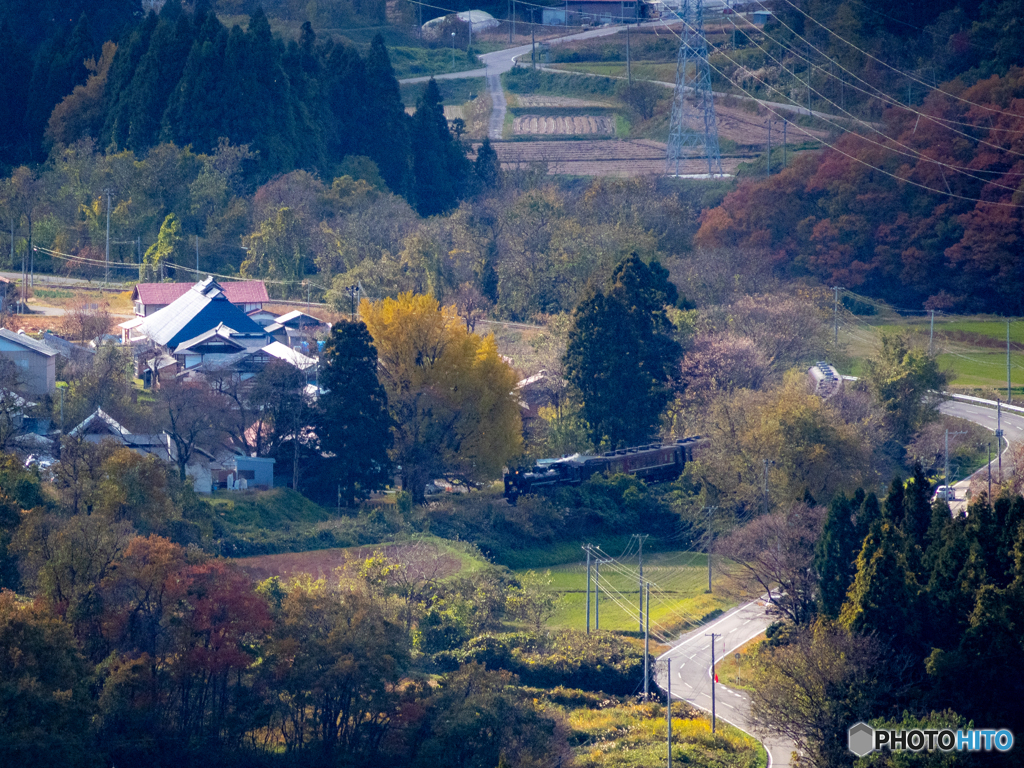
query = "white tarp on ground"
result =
(423, 10, 500, 33)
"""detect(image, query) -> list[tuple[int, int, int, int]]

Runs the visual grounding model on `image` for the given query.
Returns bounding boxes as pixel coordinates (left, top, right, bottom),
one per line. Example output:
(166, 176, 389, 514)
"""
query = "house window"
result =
(238, 469, 256, 480)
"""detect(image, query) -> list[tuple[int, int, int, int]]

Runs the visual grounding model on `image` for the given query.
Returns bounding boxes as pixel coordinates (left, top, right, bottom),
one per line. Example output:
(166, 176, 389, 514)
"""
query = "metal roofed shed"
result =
(422, 9, 499, 32)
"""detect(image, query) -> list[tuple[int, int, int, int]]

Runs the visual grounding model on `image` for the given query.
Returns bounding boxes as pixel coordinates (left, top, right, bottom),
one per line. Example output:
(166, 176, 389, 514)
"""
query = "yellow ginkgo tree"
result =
(360, 292, 522, 502)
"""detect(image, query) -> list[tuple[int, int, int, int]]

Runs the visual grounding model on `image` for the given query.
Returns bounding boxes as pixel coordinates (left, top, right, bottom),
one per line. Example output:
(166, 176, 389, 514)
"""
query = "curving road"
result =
(654, 398, 1024, 767)
(657, 597, 795, 767)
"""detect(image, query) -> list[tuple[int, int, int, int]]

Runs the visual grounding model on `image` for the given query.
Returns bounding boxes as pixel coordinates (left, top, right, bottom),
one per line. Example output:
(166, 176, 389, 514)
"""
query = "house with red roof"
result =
(130, 279, 270, 316)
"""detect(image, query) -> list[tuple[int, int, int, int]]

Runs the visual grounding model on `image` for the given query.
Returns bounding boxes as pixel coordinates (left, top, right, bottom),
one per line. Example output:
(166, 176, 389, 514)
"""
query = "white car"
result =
(933, 485, 956, 502)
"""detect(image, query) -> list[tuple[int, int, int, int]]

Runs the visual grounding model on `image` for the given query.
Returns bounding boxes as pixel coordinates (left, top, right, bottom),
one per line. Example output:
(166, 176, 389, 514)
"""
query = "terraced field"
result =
(513, 95, 613, 108)
(513, 115, 615, 135)
(493, 139, 742, 176)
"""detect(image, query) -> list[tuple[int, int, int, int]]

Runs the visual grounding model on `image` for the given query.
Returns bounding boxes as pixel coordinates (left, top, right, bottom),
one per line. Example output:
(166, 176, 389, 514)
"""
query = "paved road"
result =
(939, 400, 1024, 511)
(657, 597, 796, 767)
(652, 399, 1024, 766)
(400, 18, 843, 141)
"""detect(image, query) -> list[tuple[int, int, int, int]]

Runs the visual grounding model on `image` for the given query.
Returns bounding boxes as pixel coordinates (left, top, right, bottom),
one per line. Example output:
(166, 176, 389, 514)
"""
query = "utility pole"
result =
(1008, 320, 1012, 403)
(635, 533, 648, 631)
(766, 120, 772, 175)
(997, 400, 1004, 484)
(104, 187, 112, 285)
(532, 24, 536, 68)
(584, 545, 591, 633)
(705, 506, 717, 592)
(195, 235, 199, 276)
(706, 632, 720, 733)
(643, 581, 650, 698)
(666, 658, 673, 768)
(832, 286, 842, 345)
(508, 0, 512, 42)
(782, 120, 787, 168)
(929, 310, 935, 356)
(626, 23, 632, 85)
(988, 441, 992, 503)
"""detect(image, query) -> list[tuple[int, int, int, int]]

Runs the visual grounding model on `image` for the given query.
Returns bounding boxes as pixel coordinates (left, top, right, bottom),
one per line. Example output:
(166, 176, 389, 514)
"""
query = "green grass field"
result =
(841, 312, 1024, 396)
(520, 551, 735, 636)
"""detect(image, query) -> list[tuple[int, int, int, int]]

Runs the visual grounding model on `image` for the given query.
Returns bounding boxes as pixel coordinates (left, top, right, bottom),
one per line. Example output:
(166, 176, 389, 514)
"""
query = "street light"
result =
(451, 31, 456, 69)
(345, 284, 361, 319)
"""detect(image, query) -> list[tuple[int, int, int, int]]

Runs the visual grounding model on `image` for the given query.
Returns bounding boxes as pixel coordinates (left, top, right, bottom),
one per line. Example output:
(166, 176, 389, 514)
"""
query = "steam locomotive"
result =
(503, 437, 706, 503)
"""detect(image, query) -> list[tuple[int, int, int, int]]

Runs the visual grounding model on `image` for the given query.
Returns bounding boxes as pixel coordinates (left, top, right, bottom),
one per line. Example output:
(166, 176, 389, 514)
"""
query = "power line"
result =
(741, 2, 1024, 150)
(655, 9, 1024, 209)
(769, 0, 1024, 124)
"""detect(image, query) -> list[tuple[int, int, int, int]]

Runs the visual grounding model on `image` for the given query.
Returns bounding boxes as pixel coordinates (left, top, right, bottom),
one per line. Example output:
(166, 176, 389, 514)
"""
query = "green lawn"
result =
(521, 551, 736, 636)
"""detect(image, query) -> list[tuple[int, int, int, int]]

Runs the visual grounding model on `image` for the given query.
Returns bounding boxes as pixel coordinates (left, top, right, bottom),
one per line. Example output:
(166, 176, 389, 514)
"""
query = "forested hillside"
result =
(1, 0, 469, 216)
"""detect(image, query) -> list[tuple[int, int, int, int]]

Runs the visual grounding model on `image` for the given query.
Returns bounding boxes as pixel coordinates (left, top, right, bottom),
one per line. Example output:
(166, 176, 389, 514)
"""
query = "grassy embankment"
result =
(547, 691, 767, 768)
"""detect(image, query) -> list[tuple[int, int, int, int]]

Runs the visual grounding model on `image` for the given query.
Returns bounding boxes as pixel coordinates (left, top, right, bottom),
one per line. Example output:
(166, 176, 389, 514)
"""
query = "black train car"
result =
(503, 437, 705, 503)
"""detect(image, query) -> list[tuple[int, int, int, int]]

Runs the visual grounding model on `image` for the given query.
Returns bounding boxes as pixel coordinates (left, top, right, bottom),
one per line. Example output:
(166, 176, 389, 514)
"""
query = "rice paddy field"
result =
(519, 551, 736, 637)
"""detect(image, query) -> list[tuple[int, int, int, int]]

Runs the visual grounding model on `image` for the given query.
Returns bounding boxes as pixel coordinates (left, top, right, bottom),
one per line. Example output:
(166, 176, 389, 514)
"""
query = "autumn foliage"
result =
(695, 68, 1024, 313)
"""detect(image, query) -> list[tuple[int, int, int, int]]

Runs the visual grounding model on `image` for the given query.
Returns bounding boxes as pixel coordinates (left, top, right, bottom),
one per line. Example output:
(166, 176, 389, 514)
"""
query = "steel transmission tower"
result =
(666, 0, 724, 176)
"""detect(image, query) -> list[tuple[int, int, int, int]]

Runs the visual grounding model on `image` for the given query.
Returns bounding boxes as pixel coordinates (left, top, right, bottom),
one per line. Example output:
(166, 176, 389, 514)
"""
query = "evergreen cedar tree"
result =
(316, 319, 393, 506)
(359, 292, 522, 503)
(411, 78, 472, 217)
(4, 1, 469, 216)
(564, 253, 683, 448)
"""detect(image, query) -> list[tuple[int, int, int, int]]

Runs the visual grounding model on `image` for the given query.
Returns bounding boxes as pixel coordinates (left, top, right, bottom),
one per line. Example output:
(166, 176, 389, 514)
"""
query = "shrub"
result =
(434, 630, 644, 695)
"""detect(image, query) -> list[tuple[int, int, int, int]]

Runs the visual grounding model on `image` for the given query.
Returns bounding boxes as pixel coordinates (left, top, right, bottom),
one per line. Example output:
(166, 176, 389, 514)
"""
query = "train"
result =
(503, 437, 706, 503)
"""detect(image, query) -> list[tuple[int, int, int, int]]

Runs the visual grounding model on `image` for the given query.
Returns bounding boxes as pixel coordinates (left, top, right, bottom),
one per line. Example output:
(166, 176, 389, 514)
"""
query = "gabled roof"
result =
(173, 323, 248, 354)
(276, 310, 325, 327)
(69, 408, 130, 438)
(136, 278, 268, 349)
(0, 328, 58, 357)
(132, 279, 270, 307)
